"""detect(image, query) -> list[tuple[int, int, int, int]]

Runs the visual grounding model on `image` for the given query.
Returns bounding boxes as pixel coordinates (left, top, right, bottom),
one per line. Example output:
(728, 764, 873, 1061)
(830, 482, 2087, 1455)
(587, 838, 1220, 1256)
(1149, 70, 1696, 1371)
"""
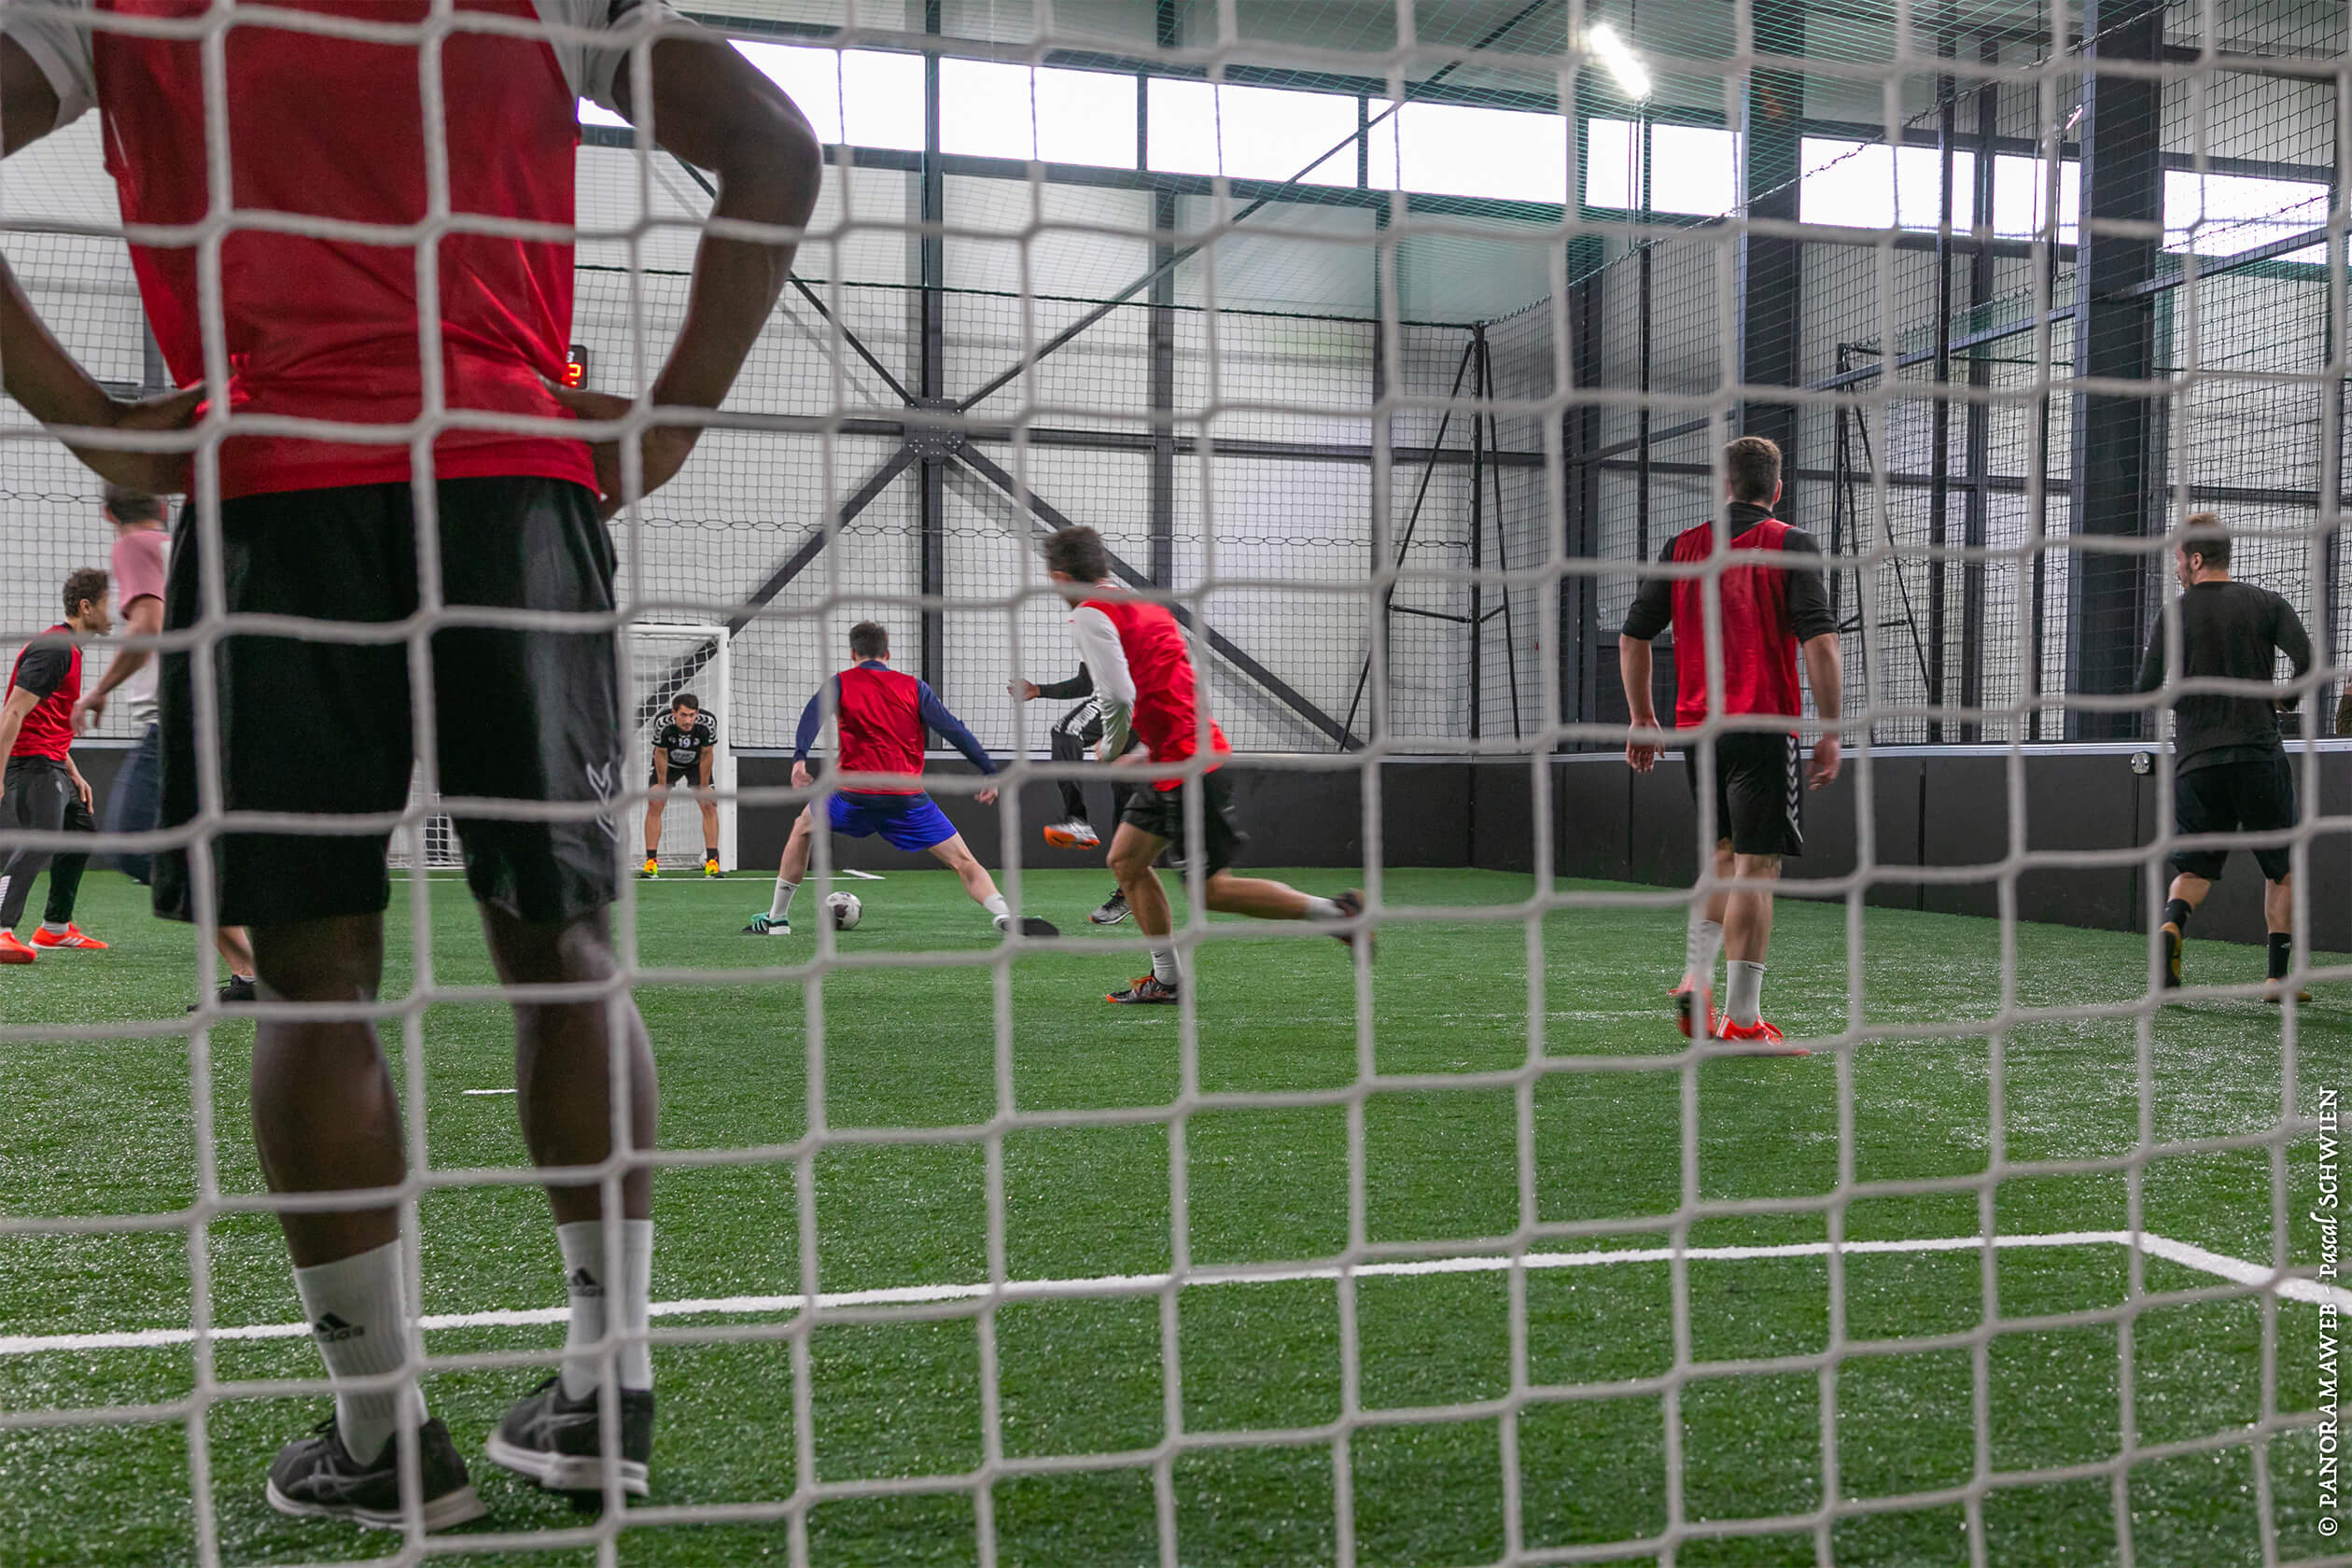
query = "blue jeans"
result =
(105, 721, 163, 886)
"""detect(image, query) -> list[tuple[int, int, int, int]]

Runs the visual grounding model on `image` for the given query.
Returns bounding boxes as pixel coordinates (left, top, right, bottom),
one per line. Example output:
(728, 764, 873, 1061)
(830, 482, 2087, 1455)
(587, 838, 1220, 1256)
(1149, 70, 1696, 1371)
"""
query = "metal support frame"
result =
(917, 0, 947, 692)
(1738, 0, 1805, 483)
(1958, 49, 1997, 741)
(2066, 0, 2165, 741)
(1563, 238, 1603, 740)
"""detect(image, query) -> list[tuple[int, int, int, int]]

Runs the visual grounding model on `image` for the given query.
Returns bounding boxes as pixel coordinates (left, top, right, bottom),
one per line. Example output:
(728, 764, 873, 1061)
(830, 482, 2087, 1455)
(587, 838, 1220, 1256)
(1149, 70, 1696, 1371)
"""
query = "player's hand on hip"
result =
(67, 385, 203, 494)
(547, 382, 699, 520)
(975, 787, 1000, 806)
(1809, 734, 1842, 789)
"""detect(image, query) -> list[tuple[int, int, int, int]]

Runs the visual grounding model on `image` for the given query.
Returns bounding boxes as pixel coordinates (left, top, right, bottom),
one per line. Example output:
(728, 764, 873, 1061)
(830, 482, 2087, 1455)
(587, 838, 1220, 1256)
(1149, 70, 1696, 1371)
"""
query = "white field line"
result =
(459, 1088, 517, 1097)
(2, 1230, 2341, 1358)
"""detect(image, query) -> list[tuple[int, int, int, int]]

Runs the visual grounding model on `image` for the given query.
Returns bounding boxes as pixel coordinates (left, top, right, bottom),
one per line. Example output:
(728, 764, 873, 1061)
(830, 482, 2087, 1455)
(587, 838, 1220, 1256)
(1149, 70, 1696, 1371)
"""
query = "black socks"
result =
(2270, 932, 2292, 982)
(2163, 898, 2192, 932)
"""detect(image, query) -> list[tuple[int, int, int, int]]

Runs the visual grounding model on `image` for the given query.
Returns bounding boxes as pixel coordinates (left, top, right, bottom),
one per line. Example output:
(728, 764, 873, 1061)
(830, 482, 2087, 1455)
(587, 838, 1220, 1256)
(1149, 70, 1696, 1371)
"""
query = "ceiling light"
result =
(1588, 24, 1653, 102)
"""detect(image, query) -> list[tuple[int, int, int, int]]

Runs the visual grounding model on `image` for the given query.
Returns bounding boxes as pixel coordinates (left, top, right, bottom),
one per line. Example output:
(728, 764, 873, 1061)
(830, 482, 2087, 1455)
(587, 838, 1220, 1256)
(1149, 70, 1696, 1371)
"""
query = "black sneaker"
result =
(1331, 889, 1373, 957)
(1088, 889, 1130, 926)
(188, 973, 259, 1013)
(1107, 973, 1179, 1005)
(484, 1375, 653, 1497)
(264, 1416, 486, 1531)
(994, 914, 1060, 937)
(2160, 921, 2184, 989)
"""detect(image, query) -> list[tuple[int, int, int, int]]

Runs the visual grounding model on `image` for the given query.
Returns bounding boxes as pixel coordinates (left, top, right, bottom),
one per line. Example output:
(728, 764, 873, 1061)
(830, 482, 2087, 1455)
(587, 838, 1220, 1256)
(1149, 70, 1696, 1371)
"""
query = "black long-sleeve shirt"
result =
(2135, 579, 2313, 772)
(1035, 665, 1094, 702)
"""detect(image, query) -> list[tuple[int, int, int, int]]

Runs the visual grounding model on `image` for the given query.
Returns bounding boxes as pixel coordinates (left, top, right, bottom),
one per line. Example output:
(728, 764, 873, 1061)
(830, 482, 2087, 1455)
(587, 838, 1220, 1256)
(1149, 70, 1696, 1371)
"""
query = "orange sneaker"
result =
(0, 931, 35, 964)
(1671, 982, 1717, 1040)
(30, 924, 106, 949)
(1716, 1016, 1808, 1057)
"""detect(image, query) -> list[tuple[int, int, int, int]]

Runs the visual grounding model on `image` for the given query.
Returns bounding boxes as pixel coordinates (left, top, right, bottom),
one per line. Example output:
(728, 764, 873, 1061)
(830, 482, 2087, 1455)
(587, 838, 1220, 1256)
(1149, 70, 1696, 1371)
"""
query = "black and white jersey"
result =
(652, 711, 718, 777)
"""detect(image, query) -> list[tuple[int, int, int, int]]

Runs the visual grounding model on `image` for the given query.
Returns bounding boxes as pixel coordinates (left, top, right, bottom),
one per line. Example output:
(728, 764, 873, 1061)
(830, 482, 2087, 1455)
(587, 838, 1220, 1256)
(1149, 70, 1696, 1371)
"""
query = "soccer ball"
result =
(823, 890, 862, 931)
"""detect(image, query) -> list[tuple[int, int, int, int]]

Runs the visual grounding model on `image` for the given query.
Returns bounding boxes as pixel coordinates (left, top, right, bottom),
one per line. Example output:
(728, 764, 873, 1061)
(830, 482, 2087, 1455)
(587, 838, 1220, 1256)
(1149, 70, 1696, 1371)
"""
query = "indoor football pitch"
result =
(0, 867, 2345, 1567)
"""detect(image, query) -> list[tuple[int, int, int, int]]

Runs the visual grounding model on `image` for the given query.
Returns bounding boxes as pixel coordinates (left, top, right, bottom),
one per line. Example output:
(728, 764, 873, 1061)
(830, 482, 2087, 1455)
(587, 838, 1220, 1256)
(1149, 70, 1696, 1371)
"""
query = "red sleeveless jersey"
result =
(1083, 596, 1229, 790)
(1667, 516, 1804, 729)
(833, 665, 927, 793)
(7, 627, 82, 762)
(88, 0, 595, 499)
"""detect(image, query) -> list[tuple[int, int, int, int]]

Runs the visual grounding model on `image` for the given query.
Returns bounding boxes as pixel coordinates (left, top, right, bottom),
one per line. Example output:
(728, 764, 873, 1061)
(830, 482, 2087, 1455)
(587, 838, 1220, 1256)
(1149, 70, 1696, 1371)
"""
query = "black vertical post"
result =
(1149, 0, 1179, 587)
(2066, 0, 2164, 739)
(1565, 237, 1603, 740)
(1740, 0, 1804, 496)
(1927, 61, 1955, 742)
(1959, 54, 1996, 741)
(917, 0, 946, 691)
(1470, 326, 1487, 743)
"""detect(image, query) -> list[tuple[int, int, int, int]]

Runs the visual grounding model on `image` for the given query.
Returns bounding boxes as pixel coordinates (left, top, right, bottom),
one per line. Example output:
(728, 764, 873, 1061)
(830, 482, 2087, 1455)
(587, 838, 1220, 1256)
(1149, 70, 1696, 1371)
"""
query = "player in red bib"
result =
(0, 568, 110, 962)
(1043, 526, 1365, 1004)
(745, 622, 1057, 939)
(1618, 437, 1843, 1052)
(0, 0, 821, 1527)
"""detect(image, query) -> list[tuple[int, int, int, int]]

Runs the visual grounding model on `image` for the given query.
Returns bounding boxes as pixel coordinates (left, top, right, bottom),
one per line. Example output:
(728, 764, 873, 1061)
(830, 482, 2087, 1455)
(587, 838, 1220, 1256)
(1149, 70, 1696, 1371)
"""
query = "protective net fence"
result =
(0, 1, 2346, 1566)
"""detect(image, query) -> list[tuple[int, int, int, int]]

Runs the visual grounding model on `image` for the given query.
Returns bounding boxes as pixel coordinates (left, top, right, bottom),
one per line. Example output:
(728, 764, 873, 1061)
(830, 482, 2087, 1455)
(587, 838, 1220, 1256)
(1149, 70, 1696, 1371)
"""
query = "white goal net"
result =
(0, 2, 2346, 1566)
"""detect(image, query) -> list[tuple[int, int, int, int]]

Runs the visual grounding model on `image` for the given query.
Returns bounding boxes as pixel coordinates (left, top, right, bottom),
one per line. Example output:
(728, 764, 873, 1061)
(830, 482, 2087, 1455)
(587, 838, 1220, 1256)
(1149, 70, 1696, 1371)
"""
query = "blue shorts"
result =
(828, 791, 959, 852)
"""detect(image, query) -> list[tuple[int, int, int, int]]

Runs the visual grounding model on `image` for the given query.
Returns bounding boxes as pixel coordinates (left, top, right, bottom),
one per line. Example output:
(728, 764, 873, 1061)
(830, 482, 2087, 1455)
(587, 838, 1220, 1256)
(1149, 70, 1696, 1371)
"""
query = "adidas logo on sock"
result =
(311, 1312, 365, 1343)
(567, 1267, 605, 1298)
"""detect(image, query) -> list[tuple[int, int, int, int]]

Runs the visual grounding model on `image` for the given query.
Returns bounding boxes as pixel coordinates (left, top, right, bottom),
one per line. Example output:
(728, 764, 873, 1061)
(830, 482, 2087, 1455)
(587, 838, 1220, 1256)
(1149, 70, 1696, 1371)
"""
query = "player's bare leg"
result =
(2161, 871, 2211, 989)
(1106, 822, 1180, 1001)
(639, 786, 665, 876)
(480, 906, 659, 1496)
(212, 922, 259, 1004)
(1717, 852, 1799, 1051)
(1198, 869, 1367, 948)
(747, 807, 815, 933)
(930, 833, 1057, 935)
(2263, 875, 2303, 1002)
(1673, 842, 1735, 1040)
(697, 794, 722, 875)
(248, 913, 456, 1494)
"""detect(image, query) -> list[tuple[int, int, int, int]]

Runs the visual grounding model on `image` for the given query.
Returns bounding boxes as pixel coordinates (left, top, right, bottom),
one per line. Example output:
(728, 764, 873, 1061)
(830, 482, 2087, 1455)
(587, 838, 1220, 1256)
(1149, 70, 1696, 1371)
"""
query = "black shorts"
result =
(2171, 756, 2296, 882)
(1119, 767, 1245, 877)
(155, 476, 623, 928)
(1684, 731, 1803, 858)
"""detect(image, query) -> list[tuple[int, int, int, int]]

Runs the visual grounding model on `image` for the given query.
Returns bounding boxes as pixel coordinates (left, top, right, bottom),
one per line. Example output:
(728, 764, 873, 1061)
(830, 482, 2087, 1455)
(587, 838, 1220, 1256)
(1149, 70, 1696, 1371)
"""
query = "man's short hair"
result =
(103, 483, 164, 525)
(2181, 512, 2231, 570)
(672, 693, 700, 711)
(848, 622, 889, 661)
(1725, 436, 1782, 504)
(1043, 525, 1110, 583)
(63, 567, 108, 620)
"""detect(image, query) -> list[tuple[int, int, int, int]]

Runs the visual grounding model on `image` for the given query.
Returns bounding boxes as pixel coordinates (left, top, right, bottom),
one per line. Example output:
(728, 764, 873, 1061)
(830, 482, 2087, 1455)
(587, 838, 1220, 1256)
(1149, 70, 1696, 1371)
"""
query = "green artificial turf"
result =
(0, 866, 2345, 1566)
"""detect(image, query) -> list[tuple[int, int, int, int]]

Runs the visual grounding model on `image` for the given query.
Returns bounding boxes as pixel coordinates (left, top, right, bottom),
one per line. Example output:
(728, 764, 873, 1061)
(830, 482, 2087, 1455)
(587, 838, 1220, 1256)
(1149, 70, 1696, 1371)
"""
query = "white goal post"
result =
(388, 623, 736, 872)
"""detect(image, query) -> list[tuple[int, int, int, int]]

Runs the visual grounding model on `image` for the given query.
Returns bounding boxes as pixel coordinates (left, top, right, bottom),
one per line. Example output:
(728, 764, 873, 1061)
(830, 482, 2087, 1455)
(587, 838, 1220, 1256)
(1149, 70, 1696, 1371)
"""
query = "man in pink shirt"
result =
(74, 485, 257, 1002)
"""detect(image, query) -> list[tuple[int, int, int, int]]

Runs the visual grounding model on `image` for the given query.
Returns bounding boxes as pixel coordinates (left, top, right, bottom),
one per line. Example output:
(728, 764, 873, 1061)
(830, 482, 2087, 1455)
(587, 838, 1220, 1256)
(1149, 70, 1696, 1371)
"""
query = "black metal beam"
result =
(1959, 49, 1997, 741)
(950, 445, 1359, 749)
(724, 448, 918, 637)
(917, 0, 947, 692)
(1738, 0, 1804, 475)
(2067, 0, 2164, 742)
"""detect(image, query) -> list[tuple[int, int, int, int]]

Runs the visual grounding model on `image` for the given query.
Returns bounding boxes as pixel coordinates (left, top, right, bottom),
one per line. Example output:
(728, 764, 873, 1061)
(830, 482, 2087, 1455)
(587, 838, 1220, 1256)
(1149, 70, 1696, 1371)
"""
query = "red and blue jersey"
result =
(794, 662, 993, 794)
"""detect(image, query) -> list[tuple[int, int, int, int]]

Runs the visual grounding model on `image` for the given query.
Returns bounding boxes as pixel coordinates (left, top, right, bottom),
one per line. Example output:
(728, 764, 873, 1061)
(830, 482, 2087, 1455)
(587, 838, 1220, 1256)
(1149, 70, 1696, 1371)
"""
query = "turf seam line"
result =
(4, 1228, 2340, 1357)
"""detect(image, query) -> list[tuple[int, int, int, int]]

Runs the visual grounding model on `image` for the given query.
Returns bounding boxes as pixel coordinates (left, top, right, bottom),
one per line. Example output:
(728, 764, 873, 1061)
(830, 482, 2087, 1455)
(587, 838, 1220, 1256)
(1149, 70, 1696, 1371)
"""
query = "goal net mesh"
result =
(0, 0, 2345, 1564)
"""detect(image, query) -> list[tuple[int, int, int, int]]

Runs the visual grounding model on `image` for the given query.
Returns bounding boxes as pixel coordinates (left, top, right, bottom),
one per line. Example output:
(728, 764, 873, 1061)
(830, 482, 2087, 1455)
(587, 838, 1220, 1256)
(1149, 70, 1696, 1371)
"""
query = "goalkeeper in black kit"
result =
(1009, 663, 1138, 927)
(643, 693, 721, 878)
(2140, 515, 2315, 1001)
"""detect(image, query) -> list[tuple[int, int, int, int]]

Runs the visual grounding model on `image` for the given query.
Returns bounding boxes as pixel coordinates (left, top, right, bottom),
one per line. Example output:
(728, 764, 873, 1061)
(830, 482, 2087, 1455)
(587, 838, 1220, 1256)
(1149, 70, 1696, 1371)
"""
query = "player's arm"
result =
(1617, 559, 1673, 773)
(1067, 611, 1135, 760)
(0, 39, 203, 490)
(1032, 665, 1094, 703)
(917, 683, 1001, 806)
(2273, 595, 2316, 722)
(791, 684, 828, 788)
(1782, 530, 1842, 786)
(75, 594, 161, 731)
(2135, 609, 2168, 694)
(0, 684, 40, 763)
(698, 719, 715, 788)
(553, 15, 823, 517)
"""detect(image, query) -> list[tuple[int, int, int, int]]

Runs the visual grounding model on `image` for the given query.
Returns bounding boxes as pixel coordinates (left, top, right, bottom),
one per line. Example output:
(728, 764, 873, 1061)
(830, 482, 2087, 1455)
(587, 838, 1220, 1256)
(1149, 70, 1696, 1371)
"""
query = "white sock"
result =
(1303, 896, 1342, 920)
(291, 1241, 427, 1465)
(983, 893, 1010, 922)
(557, 1219, 655, 1397)
(39, 920, 67, 935)
(768, 878, 797, 922)
(1685, 915, 1724, 990)
(1150, 944, 1181, 986)
(1726, 959, 1765, 1028)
